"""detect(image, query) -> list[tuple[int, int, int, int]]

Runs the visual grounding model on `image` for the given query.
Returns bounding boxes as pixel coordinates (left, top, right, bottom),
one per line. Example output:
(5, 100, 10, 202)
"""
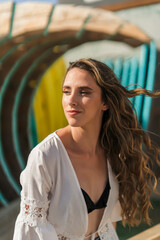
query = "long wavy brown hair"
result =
(66, 58, 160, 226)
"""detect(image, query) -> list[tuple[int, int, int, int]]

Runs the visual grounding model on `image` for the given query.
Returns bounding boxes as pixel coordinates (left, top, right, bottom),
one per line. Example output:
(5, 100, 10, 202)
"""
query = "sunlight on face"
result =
(62, 68, 108, 128)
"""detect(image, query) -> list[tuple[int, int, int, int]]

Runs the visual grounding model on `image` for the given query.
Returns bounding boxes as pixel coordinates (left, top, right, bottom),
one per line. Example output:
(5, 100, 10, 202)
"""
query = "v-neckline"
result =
(54, 131, 109, 203)
(81, 179, 110, 207)
(54, 131, 112, 235)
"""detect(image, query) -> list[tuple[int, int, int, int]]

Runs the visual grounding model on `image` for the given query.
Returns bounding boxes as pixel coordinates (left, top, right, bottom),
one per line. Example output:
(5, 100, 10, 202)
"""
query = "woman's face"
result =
(62, 67, 108, 128)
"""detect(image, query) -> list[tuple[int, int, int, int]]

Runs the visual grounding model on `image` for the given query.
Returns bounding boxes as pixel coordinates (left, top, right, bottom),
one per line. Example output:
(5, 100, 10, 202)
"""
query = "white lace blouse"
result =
(13, 131, 122, 240)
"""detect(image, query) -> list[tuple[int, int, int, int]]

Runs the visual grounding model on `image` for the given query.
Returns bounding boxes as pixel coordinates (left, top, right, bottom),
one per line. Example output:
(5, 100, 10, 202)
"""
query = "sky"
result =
(0, 0, 110, 6)
(0, 0, 58, 2)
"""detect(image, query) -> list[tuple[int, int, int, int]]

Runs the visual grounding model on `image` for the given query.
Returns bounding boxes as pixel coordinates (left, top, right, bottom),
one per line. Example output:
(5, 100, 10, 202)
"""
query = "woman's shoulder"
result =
(27, 131, 63, 168)
(32, 131, 61, 153)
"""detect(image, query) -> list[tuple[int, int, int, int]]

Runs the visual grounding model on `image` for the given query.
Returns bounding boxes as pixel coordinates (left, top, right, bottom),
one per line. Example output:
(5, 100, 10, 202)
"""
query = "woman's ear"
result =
(102, 103, 109, 111)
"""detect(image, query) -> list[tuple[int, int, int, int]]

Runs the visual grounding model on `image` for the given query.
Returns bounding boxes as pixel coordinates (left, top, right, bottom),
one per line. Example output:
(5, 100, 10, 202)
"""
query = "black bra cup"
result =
(81, 180, 110, 214)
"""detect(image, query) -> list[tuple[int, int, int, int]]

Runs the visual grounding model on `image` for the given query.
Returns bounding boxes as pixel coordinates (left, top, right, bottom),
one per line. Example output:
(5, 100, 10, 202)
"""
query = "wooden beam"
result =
(99, 0, 160, 11)
(128, 224, 160, 240)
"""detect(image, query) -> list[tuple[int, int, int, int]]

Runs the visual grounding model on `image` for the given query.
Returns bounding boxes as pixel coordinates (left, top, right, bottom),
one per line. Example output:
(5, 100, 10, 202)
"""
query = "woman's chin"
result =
(67, 119, 82, 127)
(68, 122, 80, 127)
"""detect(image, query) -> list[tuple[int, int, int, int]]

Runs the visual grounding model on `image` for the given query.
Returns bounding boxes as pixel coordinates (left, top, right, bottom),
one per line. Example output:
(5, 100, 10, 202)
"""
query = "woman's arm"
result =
(112, 222, 117, 229)
(13, 148, 58, 240)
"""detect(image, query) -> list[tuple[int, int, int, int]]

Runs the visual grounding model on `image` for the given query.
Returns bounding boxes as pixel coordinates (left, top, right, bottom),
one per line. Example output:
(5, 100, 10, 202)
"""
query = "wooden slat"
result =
(100, 0, 160, 11)
(128, 224, 160, 240)
(0, 2, 12, 37)
(0, 3, 152, 46)
(12, 2, 53, 37)
(49, 5, 151, 45)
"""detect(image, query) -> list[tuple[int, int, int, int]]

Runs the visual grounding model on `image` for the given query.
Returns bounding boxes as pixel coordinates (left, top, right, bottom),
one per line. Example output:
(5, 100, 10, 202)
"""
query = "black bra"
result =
(81, 180, 110, 214)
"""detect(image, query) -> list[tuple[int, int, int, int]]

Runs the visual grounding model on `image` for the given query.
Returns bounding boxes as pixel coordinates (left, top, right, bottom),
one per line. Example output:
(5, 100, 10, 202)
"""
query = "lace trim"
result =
(20, 196, 50, 227)
(57, 222, 119, 240)
(57, 234, 83, 240)
(98, 222, 119, 240)
(57, 234, 68, 240)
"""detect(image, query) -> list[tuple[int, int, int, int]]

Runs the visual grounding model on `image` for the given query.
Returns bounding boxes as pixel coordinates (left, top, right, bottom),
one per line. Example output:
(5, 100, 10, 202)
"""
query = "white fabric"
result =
(13, 131, 121, 240)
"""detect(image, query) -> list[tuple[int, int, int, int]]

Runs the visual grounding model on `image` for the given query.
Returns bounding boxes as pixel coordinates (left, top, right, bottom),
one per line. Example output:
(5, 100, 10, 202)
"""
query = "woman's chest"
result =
(86, 208, 106, 239)
(68, 152, 108, 204)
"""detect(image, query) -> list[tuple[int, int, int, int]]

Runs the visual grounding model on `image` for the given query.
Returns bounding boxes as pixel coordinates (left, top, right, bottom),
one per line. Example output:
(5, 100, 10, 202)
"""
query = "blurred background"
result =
(0, 0, 160, 239)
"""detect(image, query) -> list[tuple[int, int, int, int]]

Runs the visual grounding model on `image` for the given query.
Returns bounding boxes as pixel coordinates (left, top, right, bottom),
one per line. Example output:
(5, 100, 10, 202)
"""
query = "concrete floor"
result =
(0, 200, 19, 240)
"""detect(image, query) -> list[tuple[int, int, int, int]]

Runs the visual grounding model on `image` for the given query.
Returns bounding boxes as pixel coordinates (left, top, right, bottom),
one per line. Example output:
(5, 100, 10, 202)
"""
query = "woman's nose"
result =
(68, 92, 78, 106)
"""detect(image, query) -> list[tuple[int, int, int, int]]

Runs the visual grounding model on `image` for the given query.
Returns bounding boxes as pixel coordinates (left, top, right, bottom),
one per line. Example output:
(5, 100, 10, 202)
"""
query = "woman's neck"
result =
(69, 125, 102, 156)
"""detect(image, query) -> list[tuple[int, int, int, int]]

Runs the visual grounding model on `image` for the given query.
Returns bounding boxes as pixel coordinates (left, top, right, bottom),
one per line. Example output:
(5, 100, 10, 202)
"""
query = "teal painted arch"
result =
(0, 65, 21, 195)
(113, 57, 123, 80)
(0, 192, 8, 206)
(142, 41, 157, 129)
(104, 59, 114, 70)
(12, 40, 63, 171)
(127, 56, 139, 105)
(121, 58, 131, 87)
(127, 56, 139, 90)
(102, 41, 157, 130)
(134, 44, 149, 122)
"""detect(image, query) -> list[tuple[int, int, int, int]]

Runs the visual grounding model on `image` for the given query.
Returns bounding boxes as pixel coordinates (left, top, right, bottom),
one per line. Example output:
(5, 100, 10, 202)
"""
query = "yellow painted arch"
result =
(33, 57, 68, 142)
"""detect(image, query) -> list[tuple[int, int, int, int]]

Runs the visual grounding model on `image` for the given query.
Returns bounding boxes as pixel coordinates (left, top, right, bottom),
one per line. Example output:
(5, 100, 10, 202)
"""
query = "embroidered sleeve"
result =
(20, 197, 50, 227)
(13, 147, 58, 240)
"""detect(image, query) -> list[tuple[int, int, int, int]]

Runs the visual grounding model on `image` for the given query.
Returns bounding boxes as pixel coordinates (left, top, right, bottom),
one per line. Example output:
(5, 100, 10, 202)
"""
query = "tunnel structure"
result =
(0, 1, 159, 209)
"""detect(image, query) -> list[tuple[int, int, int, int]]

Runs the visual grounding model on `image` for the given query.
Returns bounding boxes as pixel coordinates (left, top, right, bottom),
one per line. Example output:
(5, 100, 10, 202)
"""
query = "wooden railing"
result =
(128, 224, 160, 240)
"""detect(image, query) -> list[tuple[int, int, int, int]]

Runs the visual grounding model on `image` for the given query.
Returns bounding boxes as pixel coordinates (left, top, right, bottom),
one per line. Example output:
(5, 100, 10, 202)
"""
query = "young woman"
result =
(13, 58, 160, 240)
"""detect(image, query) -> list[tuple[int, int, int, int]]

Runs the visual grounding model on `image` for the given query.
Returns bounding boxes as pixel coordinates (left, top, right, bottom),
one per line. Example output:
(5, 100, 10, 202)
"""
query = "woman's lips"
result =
(67, 110, 81, 116)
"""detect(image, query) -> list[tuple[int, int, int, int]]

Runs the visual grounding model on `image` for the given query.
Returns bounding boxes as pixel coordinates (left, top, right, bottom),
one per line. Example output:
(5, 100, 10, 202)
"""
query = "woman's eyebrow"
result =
(62, 86, 93, 91)
(62, 86, 71, 89)
(79, 86, 93, 91)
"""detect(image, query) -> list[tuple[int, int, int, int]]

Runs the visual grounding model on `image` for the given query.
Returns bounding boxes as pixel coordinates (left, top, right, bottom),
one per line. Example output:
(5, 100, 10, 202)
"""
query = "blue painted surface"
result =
(134, 44, 148, 122)
(127, 56, 138, 90)
(121, 59, 130, 87)
(142, 41, 157, 129)
(104, 59, 114, 70)
(28, 108, 38, 149)
(103, 41, 156, 130)
(114, 57, 123, 80)
(127, 56, 139, 104)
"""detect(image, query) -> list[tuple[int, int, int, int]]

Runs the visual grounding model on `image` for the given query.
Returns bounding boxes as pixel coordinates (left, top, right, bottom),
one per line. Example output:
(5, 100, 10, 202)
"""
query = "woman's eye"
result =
(80, 91, 90, 95)
(62, 90, 70, 95)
